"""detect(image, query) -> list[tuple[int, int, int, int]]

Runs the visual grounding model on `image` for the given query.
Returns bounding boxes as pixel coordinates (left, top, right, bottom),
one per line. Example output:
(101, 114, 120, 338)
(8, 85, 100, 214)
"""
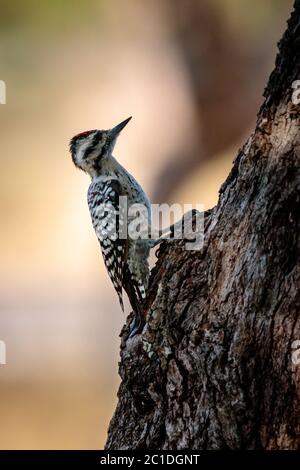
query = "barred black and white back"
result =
(88, 179, 127, 310)
(87, 176, 150, 317)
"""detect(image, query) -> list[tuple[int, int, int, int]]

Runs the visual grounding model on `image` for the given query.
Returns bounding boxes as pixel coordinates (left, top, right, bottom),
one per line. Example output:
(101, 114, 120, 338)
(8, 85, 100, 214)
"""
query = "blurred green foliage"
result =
(0, 0, 106, 32)
(0, 0, 290, 38)
(214, 0, 289, 41)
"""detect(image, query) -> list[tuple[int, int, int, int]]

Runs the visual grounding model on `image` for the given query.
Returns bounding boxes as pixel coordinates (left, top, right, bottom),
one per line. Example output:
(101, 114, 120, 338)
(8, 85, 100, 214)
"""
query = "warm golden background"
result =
(0, 0, 292, 449)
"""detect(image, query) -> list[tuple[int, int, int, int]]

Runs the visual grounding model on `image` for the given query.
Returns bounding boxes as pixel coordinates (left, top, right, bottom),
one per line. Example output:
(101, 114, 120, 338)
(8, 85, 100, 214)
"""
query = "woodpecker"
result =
(70, 117, 151, 335)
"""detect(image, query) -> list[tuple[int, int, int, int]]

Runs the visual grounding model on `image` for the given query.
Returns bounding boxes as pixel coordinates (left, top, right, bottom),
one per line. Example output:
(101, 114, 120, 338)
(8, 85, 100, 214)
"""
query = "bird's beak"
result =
(110, 116, 132, 139)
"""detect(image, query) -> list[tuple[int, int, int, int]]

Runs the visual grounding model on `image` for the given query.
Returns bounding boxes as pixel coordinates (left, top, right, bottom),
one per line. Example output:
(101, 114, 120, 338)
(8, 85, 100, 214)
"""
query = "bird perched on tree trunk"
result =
(70, 117, 151, 336)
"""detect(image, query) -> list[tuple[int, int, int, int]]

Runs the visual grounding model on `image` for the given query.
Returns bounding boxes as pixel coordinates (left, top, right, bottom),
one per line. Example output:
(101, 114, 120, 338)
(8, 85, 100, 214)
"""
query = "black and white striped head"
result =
(70, 117, 132, 175)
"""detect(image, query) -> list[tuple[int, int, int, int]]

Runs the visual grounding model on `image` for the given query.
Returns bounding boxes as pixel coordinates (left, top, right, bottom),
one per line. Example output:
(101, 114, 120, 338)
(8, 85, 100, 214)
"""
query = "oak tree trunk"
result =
(106, 1, 300, 450)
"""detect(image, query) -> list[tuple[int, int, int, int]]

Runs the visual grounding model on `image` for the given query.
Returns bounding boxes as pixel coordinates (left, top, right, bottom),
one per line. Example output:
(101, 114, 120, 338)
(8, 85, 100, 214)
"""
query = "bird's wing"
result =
(88, 179, 128, 310)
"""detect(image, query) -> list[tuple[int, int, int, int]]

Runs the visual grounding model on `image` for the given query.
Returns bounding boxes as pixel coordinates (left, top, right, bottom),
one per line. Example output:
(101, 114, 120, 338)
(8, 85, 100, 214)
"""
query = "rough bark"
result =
(106, 1, 300, 450)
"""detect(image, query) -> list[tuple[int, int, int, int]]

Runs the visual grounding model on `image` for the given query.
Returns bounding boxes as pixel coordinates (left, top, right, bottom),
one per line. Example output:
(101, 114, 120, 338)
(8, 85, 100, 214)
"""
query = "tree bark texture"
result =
(106, 1, 300, 450)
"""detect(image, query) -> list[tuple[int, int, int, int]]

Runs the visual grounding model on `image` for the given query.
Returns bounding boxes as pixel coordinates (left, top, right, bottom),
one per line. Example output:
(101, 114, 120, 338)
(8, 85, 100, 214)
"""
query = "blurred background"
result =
(0, 0, 293, 449)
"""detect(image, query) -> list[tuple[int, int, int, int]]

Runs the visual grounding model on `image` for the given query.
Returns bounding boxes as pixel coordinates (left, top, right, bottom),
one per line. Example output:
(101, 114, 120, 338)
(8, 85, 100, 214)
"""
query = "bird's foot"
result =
(148, 235, 170, 248)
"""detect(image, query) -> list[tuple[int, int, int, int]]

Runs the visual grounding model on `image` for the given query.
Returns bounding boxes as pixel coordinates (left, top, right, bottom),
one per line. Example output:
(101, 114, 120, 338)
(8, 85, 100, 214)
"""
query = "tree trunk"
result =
(106, 1, 300, 450)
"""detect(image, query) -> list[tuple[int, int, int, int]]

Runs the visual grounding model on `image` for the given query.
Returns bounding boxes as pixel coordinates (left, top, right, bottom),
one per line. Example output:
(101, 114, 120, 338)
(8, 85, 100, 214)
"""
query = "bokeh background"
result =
(0, 0, 293, 449)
